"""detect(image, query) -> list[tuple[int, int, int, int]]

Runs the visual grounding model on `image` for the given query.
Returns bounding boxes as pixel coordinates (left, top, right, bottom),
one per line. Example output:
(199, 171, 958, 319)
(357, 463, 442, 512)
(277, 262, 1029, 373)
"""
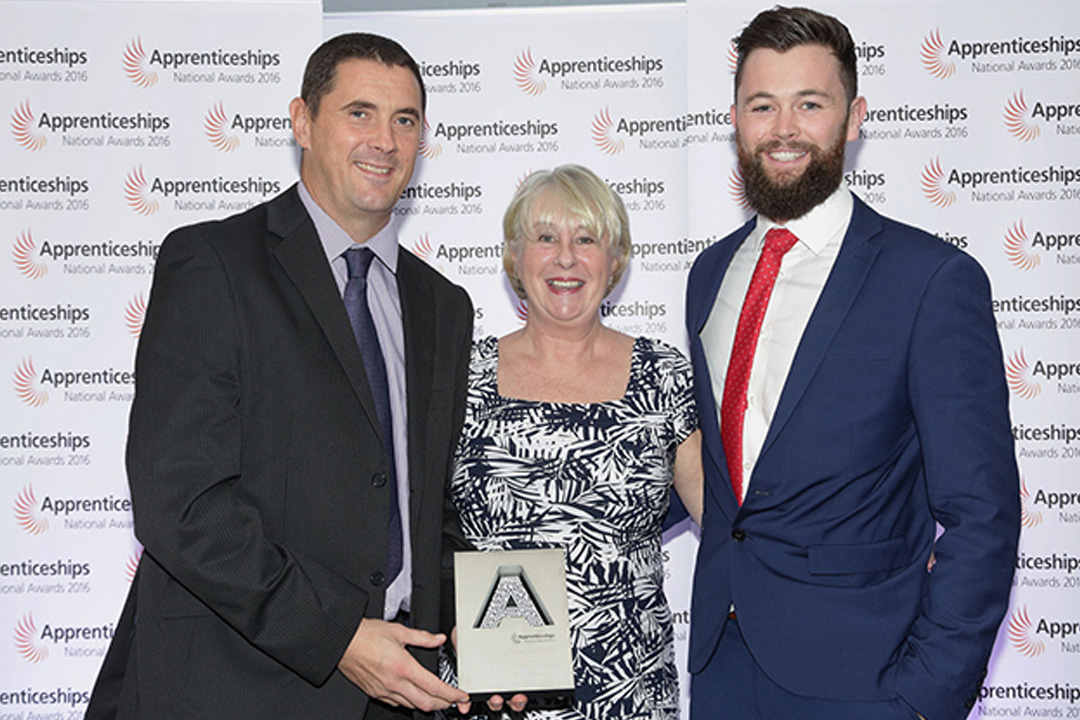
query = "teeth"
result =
(357, 162, 391, 175)
(769, 150, 806, 162)
(548, 279, 583, 289)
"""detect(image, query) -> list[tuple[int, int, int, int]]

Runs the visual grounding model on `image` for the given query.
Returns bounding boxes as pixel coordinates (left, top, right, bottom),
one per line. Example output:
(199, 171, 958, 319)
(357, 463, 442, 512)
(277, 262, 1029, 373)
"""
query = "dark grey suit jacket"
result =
(88, 185, 473, 719)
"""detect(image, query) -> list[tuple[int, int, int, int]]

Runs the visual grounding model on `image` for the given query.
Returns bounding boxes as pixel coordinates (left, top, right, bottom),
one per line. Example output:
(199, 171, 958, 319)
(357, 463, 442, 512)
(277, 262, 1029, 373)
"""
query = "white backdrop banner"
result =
(2, 1, 1076, 718)
(326, 5, 691, 344)
(0, 1, 320, 716)
(688, 1, 1080, 716)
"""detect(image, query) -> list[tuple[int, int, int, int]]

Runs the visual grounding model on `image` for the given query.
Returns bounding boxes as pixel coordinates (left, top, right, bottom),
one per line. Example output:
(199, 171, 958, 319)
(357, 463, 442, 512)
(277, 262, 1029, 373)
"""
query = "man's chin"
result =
(765, 173, 803, 189)
(759, 163, 806, 186)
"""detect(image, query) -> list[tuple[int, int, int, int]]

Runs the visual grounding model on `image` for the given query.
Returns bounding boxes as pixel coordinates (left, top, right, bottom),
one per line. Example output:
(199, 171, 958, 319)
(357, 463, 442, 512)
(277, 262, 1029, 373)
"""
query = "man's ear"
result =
(289, 97, 311, 151)
(846, 96, 868, 142)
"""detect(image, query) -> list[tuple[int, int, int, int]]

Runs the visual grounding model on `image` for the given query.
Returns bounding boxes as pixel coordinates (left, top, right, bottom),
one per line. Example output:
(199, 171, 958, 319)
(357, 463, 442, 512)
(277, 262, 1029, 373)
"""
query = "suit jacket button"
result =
(371, 472, 387, 488)
(370, 572, 385, 587)
(731, 528, 746, 542)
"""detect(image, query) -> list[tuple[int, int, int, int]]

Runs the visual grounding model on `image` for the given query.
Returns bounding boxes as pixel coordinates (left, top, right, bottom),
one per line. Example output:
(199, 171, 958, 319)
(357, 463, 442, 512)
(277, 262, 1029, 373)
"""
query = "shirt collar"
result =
(297, 180, 399, 274)
(755, 184, 853, 256)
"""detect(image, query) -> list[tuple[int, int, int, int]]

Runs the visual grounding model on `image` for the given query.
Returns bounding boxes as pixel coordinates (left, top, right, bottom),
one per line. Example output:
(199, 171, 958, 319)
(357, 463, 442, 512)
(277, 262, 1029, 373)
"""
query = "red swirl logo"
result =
(515, 300, 528, 325)
(11, 100, 46, 151)
(412, 233, 433, 262)
(14, 485, 48, 536)
(125, 293, 147, 338)
(1003, 219, 1040, 271)
(513, 48, 546, 97)
(14, 357, 48, 408)
(1020, 477, 1042, 529)
(205, 102, 239, 152)
(13, 229, 48, 280)
(14, 613, 48, 663)
(126, 546, 143, 583)
(920, 28, 955, 80)
(591, 107, 624, 155)
(727, 166, 751, 211)
(920, 157, 955, 208)
(124, 37, 157, 88)
(515, 170, 534, 191)
(726, 43, 738, 75)
(1003, 91, 1040, 142)
(125, 165, 159, 216)
(419, 117, 442, 160)
(1005, 348, 1040, 400)
(1008, 606, 1045, 657)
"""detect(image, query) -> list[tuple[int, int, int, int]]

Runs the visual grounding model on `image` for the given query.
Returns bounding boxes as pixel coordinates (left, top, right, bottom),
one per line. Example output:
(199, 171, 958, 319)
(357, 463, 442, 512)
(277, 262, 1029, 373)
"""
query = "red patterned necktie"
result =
(720, 227, 799, 505)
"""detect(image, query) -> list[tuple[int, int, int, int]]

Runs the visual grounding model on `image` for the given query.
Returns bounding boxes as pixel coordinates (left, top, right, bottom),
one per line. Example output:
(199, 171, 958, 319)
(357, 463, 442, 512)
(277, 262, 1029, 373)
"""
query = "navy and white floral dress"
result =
(450, 335, 697, 720)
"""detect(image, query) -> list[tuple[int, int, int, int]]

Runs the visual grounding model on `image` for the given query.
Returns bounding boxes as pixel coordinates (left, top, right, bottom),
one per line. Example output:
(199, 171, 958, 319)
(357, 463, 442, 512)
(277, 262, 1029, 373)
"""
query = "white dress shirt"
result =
(701, 186, 854, 503)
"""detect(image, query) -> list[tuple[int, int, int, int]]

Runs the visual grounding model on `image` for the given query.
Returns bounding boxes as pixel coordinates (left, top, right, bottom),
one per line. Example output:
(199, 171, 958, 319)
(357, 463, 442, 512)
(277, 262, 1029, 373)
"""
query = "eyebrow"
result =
(342, 100, 376, 112)
(742, 88, 832, 104)
(340, 100, 422, 120)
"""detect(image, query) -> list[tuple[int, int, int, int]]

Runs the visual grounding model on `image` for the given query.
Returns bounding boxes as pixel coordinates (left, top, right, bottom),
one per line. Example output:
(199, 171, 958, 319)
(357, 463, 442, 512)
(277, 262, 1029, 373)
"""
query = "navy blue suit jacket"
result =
(685, 196, 1019, 720)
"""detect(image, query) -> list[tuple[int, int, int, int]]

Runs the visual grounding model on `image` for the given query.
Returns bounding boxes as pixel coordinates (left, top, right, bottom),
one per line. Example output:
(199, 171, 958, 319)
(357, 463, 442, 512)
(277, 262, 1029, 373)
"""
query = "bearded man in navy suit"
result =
(684, 8, 1019, 720)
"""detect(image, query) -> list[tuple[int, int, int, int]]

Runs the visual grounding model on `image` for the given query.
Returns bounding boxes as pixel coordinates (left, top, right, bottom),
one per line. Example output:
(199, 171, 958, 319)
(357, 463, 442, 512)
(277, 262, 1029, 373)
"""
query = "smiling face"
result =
(516, 195, 617, 330)
(290, 58, 422, 242)
(732, 44, 866, 222)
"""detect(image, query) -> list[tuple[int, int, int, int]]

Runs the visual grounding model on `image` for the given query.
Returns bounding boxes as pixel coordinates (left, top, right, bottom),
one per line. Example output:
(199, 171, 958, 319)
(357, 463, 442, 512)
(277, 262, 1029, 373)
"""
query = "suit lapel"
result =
(690, 220, 754, 516)
(688, 221, 752, 336)
(267, 187, 383, 434)
(757, 197, 883, 460)
(397, 250, 434, 528)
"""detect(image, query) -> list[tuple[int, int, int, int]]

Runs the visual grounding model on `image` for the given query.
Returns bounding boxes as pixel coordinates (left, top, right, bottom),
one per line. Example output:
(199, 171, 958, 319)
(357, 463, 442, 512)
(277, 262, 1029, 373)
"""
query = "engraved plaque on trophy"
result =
(454, 548, 574, 705)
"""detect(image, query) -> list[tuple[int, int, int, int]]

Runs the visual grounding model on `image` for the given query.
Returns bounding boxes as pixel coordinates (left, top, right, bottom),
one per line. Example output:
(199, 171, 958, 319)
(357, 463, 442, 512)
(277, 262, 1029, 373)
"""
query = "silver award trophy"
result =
(454, 548, 574, 705)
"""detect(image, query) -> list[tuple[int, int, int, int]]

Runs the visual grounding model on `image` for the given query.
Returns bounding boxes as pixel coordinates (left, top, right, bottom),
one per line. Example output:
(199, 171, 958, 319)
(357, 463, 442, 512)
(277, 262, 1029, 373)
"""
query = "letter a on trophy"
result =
(474, 565, 552, 629)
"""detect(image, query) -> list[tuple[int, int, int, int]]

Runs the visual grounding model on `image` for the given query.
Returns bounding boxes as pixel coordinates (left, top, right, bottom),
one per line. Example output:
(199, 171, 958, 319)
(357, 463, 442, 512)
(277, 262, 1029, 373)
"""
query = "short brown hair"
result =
(733, 6, 858, 104)
(300, 33, 426, 117)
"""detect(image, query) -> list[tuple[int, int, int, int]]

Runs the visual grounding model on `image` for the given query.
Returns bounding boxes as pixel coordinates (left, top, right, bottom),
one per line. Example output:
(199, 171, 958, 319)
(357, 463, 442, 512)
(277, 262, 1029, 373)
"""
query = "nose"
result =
(554, 237, 576, 268)
(368, 118, 397, 154)
(773, 106, 797, 140)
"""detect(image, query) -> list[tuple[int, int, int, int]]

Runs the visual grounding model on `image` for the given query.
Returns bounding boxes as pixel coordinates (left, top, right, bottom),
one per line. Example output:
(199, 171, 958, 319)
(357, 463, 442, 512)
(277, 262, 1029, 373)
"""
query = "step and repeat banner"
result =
(0, 0, 321, 716)
(2, 0, 1076, 717)
(686, 2, 1080, 718)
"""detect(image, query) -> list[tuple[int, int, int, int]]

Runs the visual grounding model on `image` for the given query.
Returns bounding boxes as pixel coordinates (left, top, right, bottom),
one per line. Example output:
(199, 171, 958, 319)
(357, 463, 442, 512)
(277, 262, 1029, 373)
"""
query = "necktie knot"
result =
(764, 227, 798, 257)
(345, 246, 375, 280)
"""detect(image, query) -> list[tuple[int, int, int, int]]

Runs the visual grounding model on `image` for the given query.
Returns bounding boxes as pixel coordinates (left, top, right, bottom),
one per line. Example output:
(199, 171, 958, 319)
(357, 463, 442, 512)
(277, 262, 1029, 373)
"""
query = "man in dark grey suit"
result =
(88, 33, 474, 719)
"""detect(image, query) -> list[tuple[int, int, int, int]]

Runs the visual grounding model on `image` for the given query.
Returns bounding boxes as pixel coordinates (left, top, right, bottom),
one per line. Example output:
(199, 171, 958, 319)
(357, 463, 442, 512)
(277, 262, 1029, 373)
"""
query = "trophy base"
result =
(467, 690, 574, 709)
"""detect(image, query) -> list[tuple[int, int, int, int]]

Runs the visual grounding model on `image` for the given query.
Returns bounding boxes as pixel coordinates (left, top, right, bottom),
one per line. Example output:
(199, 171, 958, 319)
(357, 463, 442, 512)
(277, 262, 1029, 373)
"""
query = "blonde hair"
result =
(502, 164, 631, 300)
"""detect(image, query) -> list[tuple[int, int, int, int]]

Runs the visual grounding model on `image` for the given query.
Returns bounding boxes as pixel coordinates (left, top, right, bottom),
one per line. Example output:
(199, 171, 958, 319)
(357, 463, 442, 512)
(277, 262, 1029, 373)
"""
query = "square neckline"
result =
(490, 335, 644, 406)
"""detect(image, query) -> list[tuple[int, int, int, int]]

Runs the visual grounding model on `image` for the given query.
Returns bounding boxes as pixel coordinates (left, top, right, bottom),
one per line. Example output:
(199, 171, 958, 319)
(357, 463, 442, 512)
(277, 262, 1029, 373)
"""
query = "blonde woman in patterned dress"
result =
(449, 164, 703, 720)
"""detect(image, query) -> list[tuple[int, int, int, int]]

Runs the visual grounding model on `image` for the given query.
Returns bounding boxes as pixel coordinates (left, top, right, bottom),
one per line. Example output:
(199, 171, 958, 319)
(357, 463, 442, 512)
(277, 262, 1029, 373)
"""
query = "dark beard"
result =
(738, 133, 846, 222)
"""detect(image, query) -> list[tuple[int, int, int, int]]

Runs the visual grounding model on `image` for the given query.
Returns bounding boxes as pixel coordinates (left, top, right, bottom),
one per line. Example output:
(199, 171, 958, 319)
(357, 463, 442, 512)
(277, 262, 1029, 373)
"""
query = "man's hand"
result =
(338, 618, 469, 711)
